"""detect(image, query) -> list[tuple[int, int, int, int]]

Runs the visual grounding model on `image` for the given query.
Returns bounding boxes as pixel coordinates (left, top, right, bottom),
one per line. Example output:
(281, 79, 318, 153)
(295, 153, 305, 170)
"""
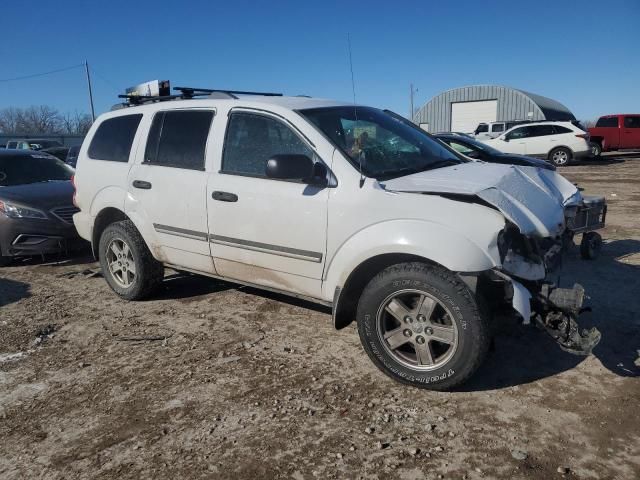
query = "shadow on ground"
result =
(0, 277, 31, 308)
(462, 238, 640, 391)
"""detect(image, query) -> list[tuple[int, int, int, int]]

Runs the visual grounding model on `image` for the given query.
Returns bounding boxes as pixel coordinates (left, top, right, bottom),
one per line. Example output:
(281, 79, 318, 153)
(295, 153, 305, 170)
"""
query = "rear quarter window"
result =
(88, 114, 143, 162)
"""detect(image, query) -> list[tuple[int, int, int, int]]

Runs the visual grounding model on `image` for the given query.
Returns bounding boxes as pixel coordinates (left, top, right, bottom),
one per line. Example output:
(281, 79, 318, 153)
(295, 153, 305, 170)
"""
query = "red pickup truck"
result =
(589, 114, 640, 156)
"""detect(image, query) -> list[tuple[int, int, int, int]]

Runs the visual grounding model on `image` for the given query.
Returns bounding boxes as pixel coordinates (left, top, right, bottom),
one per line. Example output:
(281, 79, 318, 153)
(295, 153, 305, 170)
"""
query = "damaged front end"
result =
(495, 223, 601, 356)
(380, 162, 603, 356)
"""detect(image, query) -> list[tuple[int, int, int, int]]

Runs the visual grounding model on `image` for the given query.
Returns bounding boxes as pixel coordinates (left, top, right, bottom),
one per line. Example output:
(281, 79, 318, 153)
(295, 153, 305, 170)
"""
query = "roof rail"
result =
(173, 86, 283, 99)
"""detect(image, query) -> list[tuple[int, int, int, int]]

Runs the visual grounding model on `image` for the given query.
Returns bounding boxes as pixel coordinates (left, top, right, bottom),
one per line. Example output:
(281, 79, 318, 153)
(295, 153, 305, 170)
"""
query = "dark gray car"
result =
(0, 150, 84, 266)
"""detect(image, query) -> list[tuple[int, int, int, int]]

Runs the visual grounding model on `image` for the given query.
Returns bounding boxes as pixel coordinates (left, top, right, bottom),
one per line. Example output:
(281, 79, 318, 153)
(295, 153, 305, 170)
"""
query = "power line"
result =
(0, 63, 84, 83)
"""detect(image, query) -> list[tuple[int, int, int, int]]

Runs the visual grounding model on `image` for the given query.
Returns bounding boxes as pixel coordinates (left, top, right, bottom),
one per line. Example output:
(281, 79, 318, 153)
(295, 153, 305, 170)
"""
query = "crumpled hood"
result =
(380, 162, 582, 237)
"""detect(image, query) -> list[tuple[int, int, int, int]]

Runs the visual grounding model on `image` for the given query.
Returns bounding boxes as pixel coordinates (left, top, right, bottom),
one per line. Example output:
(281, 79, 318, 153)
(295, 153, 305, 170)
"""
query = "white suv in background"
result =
(481, 121, 591, 166)
(72, 84, 601, 390)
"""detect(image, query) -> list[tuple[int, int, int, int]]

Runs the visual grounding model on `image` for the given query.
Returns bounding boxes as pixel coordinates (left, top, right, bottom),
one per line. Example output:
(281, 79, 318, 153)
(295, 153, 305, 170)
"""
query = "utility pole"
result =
(84, 60, 95, 122)
(409, 83, 414, 120)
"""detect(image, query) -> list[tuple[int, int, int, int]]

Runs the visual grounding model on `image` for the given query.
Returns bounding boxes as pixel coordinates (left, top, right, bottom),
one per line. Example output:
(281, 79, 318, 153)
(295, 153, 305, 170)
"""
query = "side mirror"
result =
(265, 154, 327, 186)
(466, 150, 481, 159)
(502, 136, 510, 142)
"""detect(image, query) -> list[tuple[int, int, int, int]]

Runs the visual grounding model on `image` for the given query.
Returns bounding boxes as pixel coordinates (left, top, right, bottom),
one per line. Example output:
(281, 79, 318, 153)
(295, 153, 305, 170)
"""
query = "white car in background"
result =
(481, 121, 591, 166)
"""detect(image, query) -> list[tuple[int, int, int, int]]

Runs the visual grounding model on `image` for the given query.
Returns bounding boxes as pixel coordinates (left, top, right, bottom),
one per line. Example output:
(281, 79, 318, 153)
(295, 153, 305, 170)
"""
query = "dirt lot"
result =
(1, 155, 639, 480)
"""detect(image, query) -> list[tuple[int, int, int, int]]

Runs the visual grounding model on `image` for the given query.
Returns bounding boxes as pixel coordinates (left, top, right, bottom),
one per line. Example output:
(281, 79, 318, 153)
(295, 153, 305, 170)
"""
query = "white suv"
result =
(481, 121, 591, 166)
(72, 86, 600, 390)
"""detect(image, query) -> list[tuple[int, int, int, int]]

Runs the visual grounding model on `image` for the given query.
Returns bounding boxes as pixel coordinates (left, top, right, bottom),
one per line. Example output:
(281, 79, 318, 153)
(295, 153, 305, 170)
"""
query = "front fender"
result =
(322, 219, 501, 300)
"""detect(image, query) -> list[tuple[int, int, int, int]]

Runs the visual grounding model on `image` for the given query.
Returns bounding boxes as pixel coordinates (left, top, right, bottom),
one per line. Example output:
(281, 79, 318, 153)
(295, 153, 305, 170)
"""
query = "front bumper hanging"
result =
(533, 283, 601, 355)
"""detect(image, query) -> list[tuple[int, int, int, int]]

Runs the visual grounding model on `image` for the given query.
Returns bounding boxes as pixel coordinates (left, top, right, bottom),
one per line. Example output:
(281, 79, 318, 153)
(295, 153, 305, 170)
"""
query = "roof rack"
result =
(173, 86, 283, 99)
(113, 81, 284, 109)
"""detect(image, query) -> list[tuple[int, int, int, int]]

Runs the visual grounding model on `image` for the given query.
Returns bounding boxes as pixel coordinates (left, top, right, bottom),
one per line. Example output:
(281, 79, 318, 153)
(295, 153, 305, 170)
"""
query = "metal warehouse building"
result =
(413, 85, 576, 133)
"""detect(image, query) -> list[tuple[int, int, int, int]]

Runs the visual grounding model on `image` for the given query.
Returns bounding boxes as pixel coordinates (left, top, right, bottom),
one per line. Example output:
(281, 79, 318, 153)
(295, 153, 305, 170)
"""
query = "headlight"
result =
(0, 200, 47, 219)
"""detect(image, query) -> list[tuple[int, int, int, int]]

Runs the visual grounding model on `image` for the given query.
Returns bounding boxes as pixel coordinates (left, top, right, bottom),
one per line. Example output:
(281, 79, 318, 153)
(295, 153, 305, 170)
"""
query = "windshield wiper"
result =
(375, 160, 460, 180)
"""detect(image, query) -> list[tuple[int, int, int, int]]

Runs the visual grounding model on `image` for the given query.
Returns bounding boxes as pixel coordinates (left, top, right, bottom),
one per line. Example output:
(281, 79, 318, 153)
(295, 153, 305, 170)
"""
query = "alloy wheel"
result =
(376, 289, 458, 371)
(105, 238, 136, 288)
(552, 150, 569, 165)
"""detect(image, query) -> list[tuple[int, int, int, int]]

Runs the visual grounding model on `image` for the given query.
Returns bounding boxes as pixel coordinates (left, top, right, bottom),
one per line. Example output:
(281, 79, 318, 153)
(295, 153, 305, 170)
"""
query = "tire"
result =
(590, 142, 602, 158)
(549, 147, 572, 167)
(98, 220, 164, 300)
(580, 232, 602, 260)
(356, 262, 490, 391)
(0, 255, 12, 267)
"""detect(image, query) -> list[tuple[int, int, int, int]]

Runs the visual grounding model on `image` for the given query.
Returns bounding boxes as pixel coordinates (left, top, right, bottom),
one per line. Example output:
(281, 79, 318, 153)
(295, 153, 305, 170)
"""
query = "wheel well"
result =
(91, 208, 128, 258)
(333, 253, 438, 330)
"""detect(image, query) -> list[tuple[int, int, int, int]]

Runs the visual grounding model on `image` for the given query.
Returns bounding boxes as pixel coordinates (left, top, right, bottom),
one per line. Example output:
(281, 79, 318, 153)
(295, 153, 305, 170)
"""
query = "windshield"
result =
(300, 106, 465, 179)
(0, 153, 73, 186)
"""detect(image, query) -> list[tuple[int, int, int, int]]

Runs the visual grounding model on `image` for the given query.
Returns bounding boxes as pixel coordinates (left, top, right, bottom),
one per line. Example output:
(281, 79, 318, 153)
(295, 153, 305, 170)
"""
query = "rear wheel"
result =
(98, 220, 164, 300)
(356, 262, 490, 390)
(549, 147, 572, 166)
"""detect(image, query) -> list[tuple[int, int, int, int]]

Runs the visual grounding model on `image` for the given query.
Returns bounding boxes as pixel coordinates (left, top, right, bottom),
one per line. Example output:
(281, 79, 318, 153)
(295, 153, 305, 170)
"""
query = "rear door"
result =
(525, 124, 556, 156)
(622, 115, 640, 148)
(126, 108, 215, 273)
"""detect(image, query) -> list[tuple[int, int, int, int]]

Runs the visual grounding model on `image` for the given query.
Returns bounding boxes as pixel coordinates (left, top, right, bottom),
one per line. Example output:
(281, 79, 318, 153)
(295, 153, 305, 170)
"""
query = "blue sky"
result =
(1, 0, 638, 121)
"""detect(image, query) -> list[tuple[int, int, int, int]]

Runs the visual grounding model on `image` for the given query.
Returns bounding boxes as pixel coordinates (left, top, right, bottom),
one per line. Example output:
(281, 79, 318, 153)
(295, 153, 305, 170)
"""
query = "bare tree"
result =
(60, 111, 93, 135)
(21, 106, 61, 133)
(0, 107, 26, 134)
(0, 106, 92, 135)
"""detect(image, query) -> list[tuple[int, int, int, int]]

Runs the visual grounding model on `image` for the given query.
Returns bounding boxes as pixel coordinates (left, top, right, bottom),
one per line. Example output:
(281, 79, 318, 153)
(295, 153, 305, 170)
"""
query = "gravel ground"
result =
(1, 154, 639, 479)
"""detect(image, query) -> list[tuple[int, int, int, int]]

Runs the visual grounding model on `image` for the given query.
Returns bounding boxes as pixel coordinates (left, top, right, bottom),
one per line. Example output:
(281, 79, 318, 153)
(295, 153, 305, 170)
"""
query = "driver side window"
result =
(222, 112, 313, 177)
(506, 127, 530, 140)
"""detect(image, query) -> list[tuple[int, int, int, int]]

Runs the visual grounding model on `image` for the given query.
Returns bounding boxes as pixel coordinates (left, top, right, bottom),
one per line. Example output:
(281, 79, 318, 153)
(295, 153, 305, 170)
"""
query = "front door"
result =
(501, 126, 529, 154)
(207, 110, 329, 298)
(126, 108, 215, 273)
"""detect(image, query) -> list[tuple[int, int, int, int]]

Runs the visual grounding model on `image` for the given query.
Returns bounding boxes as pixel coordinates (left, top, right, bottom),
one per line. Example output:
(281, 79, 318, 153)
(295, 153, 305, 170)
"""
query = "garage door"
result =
(450, 100, 497, 133)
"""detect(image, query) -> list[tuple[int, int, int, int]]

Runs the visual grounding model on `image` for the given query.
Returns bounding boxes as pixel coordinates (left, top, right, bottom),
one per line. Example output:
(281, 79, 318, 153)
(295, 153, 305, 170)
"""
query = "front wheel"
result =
(590, 142, 602, 157)
(580, 232, 602, 260)
(356, 263, 490, 390)
(549, 147, 572, 166)
(0, 255, 12, 267)
(98, 220, 164, 300)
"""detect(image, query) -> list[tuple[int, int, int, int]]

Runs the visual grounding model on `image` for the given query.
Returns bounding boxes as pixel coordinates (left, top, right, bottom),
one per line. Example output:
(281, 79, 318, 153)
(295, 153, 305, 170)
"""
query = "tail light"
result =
(575, 133, 590, 140)
(71, 175, 78, 208)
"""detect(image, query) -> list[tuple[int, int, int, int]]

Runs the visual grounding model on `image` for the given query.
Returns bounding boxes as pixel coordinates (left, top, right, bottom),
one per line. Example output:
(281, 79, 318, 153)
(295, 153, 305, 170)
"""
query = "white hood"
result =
(380, 162, 582, 238)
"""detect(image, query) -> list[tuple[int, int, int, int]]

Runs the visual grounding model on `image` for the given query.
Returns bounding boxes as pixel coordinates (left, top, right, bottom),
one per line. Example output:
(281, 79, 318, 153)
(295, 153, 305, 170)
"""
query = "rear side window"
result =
(624, 116, 640, 128)
(222, 112, 313, 176)
(491, 123, 505, 133)
(88, 114, 142, 162)
(595, 116, 618, 128)
(144, 110, 214, 170)
(552, 125, 572, 134)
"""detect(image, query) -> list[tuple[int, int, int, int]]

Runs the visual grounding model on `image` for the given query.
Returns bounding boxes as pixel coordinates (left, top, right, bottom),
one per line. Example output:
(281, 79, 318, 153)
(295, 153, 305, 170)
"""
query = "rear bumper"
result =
(0, 215, 86, 257)
(573, 148, 592, 159)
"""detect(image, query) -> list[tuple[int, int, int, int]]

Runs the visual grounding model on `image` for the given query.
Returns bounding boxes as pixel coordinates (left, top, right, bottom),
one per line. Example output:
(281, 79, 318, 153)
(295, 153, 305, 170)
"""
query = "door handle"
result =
(132, 180, 152, 189)
(212, 191, 238, 202)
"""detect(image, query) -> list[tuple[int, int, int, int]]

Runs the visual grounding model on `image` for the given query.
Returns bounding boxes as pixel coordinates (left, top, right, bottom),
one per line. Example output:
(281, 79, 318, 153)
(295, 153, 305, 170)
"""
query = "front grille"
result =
(51, 205, 80, 224)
